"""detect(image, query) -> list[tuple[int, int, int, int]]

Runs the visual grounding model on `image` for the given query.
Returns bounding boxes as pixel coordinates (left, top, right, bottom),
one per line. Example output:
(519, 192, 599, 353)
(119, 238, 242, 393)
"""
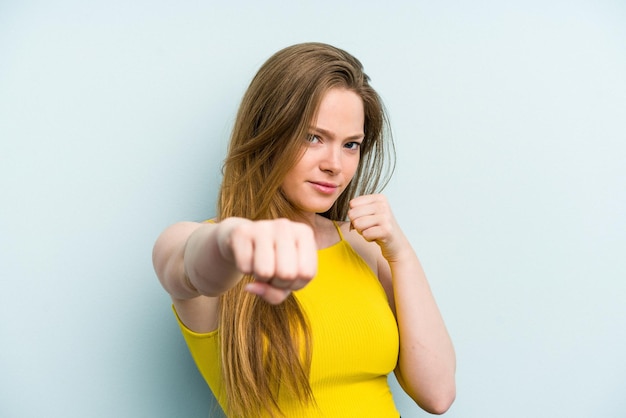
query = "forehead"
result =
(312, 88, 365, 136)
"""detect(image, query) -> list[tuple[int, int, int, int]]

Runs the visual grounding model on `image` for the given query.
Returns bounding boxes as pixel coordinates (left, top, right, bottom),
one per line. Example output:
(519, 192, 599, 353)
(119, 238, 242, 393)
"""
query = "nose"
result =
(319, 144, 342, 174)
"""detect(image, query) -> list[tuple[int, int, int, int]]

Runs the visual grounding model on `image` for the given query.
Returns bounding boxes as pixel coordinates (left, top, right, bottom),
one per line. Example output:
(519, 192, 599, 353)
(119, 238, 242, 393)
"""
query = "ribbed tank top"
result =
(174, 222, 400, 417)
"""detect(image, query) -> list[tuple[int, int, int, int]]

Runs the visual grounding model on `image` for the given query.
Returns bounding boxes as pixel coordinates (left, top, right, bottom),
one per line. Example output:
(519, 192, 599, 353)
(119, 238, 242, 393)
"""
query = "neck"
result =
(290, 212, 340, 249)
(292, 210, 319, 228)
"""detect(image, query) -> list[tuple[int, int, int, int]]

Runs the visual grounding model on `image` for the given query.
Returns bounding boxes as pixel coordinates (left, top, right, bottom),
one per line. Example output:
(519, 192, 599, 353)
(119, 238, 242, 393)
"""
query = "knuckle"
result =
(276, 268, 297, 281)
(254, 266, 274, 281)
(302, 226, 315, 241)
(274, 218, 291, 230)
(233, 221, 253, 238)
(257, 273, 274, 282)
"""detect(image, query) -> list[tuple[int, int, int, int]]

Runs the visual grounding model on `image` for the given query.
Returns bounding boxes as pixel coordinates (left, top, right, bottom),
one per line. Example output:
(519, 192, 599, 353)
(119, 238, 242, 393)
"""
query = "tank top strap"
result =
(331, 220, 345, 242)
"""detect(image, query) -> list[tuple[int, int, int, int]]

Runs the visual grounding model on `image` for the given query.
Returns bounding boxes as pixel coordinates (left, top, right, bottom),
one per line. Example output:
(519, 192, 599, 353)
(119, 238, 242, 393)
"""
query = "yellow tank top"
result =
(174, 222, 400, 417)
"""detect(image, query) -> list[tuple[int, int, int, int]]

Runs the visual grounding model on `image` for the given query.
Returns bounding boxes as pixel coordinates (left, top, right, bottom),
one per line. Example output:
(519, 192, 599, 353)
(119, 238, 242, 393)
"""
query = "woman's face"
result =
(281, 87, 365, 216)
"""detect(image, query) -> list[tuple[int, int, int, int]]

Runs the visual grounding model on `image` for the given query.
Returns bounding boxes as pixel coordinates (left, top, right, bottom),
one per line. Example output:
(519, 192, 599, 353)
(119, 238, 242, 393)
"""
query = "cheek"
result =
(345, 158, 360, 181)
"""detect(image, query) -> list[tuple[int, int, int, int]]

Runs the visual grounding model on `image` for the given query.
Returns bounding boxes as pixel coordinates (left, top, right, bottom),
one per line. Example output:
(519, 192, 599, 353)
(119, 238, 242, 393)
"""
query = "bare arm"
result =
(348, 195, 456, 414)
(383, 246, 456, 414)
(152, 219, 242, 332)
(152, 218, 318, 332)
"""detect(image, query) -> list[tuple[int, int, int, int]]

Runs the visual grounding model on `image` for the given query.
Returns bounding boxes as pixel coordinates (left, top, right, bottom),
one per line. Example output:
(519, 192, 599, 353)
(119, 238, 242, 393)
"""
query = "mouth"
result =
(308, 181, 339, 195)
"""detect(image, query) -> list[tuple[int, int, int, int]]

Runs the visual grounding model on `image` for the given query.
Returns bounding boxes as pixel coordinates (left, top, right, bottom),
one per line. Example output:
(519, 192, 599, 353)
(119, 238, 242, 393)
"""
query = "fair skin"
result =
(153, 87, 456, 414)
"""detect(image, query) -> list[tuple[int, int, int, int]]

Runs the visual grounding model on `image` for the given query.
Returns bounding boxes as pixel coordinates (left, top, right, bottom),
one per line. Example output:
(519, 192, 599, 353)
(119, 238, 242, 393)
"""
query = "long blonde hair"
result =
(216, 42, 395, 417)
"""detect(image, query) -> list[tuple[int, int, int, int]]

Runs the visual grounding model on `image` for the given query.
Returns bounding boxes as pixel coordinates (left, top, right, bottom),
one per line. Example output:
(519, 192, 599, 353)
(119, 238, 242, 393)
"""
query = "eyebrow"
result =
(310, 126, 365, 141)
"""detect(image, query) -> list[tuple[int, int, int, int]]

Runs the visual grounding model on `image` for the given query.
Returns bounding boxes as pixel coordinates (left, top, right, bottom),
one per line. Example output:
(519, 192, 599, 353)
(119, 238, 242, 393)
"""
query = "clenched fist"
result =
(217, 218, 318, 304)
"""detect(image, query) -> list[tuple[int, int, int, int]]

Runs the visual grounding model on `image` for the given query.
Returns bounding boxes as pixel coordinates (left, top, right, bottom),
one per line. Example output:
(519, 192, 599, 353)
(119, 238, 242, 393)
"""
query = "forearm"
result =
(390, 250, 456, 413)
(183, 218, 247, 296)
(152, 219, 246, 300)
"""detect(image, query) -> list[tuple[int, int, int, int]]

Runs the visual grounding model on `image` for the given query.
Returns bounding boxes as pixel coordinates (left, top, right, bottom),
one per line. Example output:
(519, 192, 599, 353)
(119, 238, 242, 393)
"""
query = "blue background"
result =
(1, 1, 625, 417)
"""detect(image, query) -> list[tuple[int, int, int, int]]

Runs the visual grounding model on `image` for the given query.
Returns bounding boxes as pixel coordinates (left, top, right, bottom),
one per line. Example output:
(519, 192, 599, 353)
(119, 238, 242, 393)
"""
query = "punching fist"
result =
(217, 218, 318, 304)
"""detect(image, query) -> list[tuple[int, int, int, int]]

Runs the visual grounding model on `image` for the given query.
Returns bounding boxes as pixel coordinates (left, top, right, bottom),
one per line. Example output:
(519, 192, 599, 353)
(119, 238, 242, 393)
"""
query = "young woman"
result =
(153, 42, 455, 417)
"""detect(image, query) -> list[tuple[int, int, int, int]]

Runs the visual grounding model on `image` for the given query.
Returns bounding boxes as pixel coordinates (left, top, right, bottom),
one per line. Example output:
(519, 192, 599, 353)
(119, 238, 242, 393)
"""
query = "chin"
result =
(297, 202, 335, 215)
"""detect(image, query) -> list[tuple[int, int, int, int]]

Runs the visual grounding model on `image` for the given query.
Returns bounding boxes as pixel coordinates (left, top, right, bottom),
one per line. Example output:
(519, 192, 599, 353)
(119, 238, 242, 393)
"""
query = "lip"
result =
(308, 181, 339, 195)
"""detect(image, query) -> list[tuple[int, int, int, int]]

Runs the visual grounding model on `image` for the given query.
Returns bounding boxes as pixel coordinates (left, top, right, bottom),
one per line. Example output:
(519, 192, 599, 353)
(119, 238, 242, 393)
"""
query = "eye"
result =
(306, 134, 321, 143)
(344, 141, 361, 151)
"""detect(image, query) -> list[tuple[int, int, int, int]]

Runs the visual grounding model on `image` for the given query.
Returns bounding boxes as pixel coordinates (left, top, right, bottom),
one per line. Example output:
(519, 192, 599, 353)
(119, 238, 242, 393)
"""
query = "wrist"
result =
(182, 269, 201, 296)
(381, 233, 413, 263)
(216, 217, 252, 262)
